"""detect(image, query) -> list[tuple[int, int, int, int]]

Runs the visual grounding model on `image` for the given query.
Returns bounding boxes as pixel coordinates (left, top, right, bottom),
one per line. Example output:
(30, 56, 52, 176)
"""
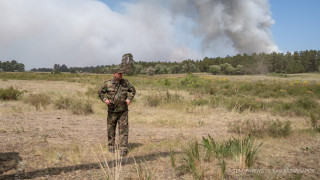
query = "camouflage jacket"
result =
(98, 78, 136, 112)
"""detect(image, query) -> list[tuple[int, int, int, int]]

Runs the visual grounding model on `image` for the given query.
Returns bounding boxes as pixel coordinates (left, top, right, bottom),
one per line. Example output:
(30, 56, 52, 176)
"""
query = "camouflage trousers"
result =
(107, 111, 128, 150)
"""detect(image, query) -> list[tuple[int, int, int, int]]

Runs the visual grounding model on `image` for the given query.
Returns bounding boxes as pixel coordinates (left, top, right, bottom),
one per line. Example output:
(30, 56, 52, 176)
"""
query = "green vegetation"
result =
(180, 141, 205, 180)
(2, 72, 320, 119)
(179, 135, 262, 178)
(0, 87, 24, 100)
(228, 119, 292, 138)
(0, 60, 25, 72)
(54, 96, 93, 115)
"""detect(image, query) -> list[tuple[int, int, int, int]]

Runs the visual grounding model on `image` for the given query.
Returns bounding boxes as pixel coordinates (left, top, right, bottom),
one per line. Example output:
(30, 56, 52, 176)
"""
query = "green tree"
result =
(146, 66, 155, 76)
(208, 65, 221, 75)
(236, 65, 245, 75)
(121, 53, 135, 75)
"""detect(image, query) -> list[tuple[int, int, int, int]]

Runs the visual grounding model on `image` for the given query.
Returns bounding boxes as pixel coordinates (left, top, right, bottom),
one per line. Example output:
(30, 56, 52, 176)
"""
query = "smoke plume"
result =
(168, 0, 278, 56)
(0, 0, 277, 69)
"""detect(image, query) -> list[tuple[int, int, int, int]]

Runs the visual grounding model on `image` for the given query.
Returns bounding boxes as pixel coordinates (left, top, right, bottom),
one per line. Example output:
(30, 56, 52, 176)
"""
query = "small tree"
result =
(146, 66, 156, 76)
(236, 65, 245, 75)
(121, 53, 135, 76)
(226, 65, 236, 75)
(209, 65, 221, 75)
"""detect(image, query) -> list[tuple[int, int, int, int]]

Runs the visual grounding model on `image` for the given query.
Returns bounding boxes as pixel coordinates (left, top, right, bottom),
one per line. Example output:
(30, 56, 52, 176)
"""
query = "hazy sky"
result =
(0, 0, 319, 70)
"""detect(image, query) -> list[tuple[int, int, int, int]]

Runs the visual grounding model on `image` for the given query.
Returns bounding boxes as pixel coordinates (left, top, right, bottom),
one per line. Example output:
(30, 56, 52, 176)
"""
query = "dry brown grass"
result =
(1, 75, 320, 179)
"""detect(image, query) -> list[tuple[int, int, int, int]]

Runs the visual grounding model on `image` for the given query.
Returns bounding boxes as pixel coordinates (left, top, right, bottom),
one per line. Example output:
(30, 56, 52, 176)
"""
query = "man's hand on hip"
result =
(105, 99, 111, 105)
(126, 99, 131, 106)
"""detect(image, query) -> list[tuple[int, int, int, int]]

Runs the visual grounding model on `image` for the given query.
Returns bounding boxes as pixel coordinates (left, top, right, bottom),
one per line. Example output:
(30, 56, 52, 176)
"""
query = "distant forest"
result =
(3, 50, 320, 75)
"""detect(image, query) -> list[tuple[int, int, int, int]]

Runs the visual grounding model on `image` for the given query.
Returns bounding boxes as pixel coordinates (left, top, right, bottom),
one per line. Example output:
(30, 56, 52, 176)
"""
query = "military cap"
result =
(114, 68, 124, 73)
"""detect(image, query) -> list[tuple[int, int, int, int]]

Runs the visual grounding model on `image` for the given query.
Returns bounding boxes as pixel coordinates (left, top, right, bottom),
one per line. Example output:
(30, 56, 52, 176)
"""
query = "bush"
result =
(296, 97, 318, 110)
(143, 91, 182, 107)
(209, 65, 221, 75)
(228, 119, 292, 138)
(181, 73, 205, 88)
(191, 98, 209, 106)
(272, 97, 319, 117)
(54, 96, 93, 115)
(225, 96, 266, 112)
(55, 96, 72, 109)
(24, 93, 51, 110)
(144, 94, 162, 107)
(0, 87, 24, 100)
(228, 119, 269, 137)
(268, 120, 292, 137)
(70, 99, 93, 115)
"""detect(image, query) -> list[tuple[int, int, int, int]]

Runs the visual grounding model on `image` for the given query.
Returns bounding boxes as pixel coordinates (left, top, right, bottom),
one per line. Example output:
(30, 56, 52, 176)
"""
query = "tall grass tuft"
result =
(89, 143, 122, 180)
(181, 141, 205, 180)
(133, 158, 153, 180)
(230, 136, 263, 168)
(202, 135, 262, 169)
(0, 86, 24, 100)
(24, 93, 51, 110)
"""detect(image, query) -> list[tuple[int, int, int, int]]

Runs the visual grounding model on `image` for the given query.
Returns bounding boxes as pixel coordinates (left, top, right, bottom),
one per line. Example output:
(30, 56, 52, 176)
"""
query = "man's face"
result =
(114, 72, 123, 81)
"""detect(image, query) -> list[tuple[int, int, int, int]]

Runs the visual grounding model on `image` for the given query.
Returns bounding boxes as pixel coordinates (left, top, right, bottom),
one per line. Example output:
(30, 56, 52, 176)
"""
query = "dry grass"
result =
(0, 73, 320, 179)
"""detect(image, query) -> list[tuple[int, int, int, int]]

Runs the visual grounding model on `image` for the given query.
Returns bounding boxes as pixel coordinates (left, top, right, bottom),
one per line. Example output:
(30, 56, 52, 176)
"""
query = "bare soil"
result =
(0, 79, 319, 179)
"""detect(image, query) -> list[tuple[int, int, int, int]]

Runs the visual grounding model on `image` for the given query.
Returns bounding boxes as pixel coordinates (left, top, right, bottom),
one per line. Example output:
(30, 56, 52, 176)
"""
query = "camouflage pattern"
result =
(98, 77, 136, 112)
(107, 111, 128, 148)
(98, 77, 135, 152)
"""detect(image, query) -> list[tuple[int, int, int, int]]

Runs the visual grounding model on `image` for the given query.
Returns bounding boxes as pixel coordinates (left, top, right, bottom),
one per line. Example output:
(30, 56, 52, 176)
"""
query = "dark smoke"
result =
(167, 0, 278, 55)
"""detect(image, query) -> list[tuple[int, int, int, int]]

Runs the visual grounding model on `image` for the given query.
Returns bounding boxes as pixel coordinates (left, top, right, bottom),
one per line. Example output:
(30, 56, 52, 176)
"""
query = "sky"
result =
(0, 0, 319, 70)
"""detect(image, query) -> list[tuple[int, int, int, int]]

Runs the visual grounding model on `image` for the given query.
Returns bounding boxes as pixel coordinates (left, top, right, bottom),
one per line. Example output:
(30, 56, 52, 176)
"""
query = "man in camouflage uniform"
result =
(98, 68, 136, 156)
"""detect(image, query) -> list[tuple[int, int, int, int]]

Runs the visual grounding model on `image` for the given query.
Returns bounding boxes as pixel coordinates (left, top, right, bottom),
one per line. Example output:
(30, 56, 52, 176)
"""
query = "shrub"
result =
(296, 97, 318, 110)
(228, 119, 292, 138)
(268, 120, 292, 137)
(0, 87, 24, 100)
(54, 96, 72, 109)
(181, 73, 205, 88)
(272, 97, 319, 117)
(228, 119, 269, 137)
(225, 96, 266, 112)
(143, 91, 182, 107)
(54, 96, 93, 115)
(208, 65, 221, 75)
(191, 98, 209, 106)
(24, 93, 51, 110)
(70, 99, 93, 115)
(144, 94, 162, 107)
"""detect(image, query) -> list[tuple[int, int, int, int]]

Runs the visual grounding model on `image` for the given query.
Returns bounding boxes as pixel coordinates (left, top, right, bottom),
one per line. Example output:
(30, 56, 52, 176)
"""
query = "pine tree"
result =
(121, 53, 135, 75)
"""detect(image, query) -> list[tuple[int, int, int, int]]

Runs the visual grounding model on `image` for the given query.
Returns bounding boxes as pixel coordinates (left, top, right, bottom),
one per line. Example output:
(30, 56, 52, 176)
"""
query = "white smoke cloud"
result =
(0, 0, 277, 69)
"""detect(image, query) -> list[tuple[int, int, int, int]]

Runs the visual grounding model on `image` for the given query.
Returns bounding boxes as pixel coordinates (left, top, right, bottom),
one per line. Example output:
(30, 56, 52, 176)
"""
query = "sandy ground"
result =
(1, 79, 320, 179)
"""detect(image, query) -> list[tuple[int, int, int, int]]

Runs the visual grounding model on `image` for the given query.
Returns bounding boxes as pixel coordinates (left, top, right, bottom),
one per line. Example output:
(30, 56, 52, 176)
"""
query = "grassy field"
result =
(0, 72, 319, 179)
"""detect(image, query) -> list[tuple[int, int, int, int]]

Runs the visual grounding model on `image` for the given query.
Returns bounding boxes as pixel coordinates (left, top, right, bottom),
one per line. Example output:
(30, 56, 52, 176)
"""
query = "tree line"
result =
(133, 50, 320, 75)
(8, 49, 320, 75)
(0, 60, 25, 72)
